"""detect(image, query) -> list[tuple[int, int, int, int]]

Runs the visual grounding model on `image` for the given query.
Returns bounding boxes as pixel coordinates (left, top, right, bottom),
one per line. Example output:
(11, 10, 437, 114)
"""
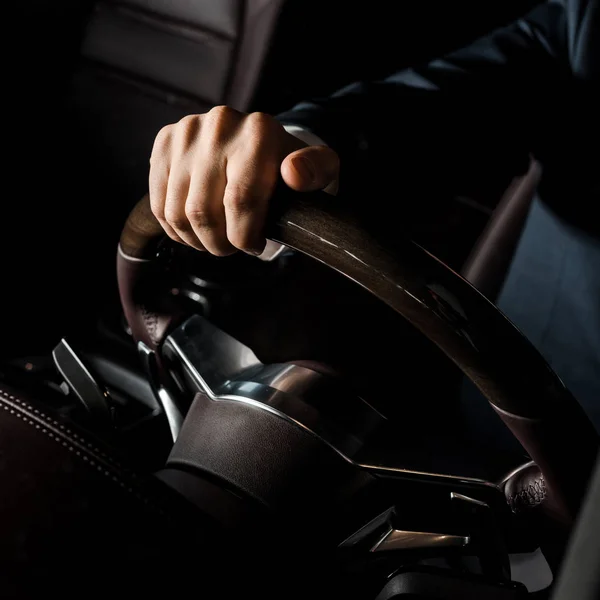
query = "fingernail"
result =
(291, 156, 315, 183)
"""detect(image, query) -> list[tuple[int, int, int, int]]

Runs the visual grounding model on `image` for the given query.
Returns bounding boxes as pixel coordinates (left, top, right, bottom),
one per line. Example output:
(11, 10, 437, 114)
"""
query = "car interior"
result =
(3, 1, 599, 598)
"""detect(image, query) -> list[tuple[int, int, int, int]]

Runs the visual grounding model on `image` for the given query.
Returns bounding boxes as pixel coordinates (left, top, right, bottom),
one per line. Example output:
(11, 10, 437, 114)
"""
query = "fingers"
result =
(181, 108, 239, 255)
(280, 145, 340, 193)
(223, 159, 278, 256)
(150, 109, 237, 251)
(185, 162, 233, 256)
(164, 112, 228, 251)
(148, 107, 339, 258)
(223, 114, 281, 255)
(164, 171, 206, 250)
(149, 126, 186, 244)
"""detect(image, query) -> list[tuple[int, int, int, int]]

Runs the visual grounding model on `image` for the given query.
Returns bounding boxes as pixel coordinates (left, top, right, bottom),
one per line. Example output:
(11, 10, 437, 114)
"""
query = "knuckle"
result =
(245, 111, 274, 130)
(177, 114, 201, 129)
(175, 114, 202, 148)
(243, 111, 276, 141)
(169, 217, 190, 230)
(164, 208, 189, 230)
(206, 106, 234, 129)
(203, 105, 240, 141)
(150, 202, 165, 221)
(223, 186, 258, 216)
(185, 206, 218, 231)
(154, 124, 173, 145)
(203, 106, 239, 145)
(208, 105, 235, 121)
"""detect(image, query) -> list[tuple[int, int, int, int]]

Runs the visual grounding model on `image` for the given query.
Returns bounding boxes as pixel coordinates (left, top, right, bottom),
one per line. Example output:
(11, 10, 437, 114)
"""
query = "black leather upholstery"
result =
(0, 379, 337, 598)
(81, 2, 238, 107)
(71, 0, 285, 200)
(0, 381, 224, 597)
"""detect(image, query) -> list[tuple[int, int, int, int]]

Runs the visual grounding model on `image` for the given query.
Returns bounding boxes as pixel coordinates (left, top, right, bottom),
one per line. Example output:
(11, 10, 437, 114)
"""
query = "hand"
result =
(149, 106, 340, 256)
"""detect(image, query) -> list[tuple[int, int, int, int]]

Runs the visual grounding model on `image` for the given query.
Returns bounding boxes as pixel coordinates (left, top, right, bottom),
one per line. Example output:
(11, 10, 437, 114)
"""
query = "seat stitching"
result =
(0, 388, 164, 515)
(0, 387, 125, 469)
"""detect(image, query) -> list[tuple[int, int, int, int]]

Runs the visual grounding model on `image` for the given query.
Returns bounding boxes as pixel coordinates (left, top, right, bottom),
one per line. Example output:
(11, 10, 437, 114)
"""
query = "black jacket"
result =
(278, 0, 599, 234)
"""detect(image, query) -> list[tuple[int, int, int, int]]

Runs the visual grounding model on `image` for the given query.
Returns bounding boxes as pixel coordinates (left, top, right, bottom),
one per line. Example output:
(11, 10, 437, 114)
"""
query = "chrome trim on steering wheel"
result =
(162, 315, 500, 491)
(371, 529, 469, 553)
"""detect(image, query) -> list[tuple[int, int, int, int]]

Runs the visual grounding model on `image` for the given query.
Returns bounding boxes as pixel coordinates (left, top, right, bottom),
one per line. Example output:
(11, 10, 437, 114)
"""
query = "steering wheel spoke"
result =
(115, 186, 598, 594)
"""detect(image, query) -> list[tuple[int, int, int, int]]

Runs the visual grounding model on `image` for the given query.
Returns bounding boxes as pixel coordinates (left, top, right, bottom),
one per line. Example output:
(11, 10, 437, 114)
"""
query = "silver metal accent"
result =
(340, 506, 473, 554)
(162, 315, 385, 457)
(257, 240, 290, 262)
(138, 342, 183, 441)
(358, 464, 499, 489)
(117, 243, 151, 263)
(178, 287, 211, 313)
(498, 460, 536, 487)
(451, 489, 510, 579)
(450, 492, 490, 508)
(188, 274, 222, 290)
(52, 338, 111, 423)
(339, 508, 395, 549)
(162, 315, 500, 492)
(371, 528, 470, 553)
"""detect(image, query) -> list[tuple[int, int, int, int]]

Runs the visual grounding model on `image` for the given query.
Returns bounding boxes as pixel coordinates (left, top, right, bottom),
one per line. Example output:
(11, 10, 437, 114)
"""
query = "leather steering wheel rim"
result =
(117, 187, 598, 525)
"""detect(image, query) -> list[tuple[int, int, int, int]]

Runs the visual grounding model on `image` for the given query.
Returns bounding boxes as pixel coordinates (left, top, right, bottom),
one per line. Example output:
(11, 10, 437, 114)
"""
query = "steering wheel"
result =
(117, 185, 597, 559)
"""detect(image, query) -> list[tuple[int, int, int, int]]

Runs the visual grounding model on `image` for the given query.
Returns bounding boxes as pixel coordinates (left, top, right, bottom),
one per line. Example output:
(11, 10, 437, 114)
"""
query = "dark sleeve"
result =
(276, 1, 570, 196)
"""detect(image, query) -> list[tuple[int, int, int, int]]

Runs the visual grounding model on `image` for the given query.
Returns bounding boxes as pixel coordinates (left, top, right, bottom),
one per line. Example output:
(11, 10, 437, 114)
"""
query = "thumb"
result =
(281, 146, 340, 193)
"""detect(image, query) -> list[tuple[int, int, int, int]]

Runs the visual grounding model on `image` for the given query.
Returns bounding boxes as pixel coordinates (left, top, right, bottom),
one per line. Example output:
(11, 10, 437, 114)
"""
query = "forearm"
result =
(277, 1, 568, 195)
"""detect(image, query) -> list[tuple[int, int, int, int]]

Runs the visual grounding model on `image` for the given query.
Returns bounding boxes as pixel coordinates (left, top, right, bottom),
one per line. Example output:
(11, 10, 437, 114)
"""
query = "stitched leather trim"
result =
(0, 387, 162, 513)
(507, 473, 547, 512)
(141, 305, 160, 345)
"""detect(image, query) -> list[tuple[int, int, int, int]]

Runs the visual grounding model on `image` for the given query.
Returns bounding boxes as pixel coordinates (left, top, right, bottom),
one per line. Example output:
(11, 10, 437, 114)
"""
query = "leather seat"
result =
(70, 0, 286, 202)
(0, 379, 231, 597)
(462, 158, 542, 301)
